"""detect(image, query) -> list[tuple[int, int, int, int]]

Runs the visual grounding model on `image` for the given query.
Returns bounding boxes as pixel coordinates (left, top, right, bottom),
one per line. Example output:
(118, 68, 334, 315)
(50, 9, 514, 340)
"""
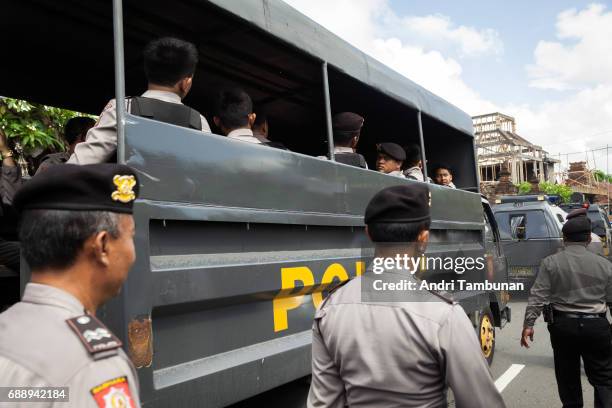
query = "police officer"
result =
(0, 164, 141, 407)
(308, 184, 505, 408)
(376, 142, 406, 177)
(318, 112, 368, 169)
(403, 144, 425, 181)
(68, 37, 211, 164)
(521, 208, 612, 408)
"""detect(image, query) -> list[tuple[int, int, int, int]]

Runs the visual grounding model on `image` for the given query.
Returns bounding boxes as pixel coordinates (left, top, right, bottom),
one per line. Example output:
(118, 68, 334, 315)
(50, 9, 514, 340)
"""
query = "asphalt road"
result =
(231, 299, 603, 407)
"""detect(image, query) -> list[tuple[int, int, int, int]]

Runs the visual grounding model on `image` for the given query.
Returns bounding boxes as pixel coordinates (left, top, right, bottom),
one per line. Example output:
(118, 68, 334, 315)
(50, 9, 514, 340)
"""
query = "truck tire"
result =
(478, 307, 495, 365)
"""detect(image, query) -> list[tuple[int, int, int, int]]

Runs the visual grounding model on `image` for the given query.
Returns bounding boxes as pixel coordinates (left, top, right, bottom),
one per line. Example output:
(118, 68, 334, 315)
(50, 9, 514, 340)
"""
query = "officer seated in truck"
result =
(251, 111, 288, 150)
(432, 163, 456, 188)
(376, 142, 406, 178)
(68, 37, 212, 164)
(213, 88, 264, 145)
(317, 112, 368, 168)
(403, 144, 425, 181)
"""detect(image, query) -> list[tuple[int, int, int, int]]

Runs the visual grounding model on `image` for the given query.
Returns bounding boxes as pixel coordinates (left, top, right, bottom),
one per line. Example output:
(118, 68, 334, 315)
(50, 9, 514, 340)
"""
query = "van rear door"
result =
(495, 209, 551, 282)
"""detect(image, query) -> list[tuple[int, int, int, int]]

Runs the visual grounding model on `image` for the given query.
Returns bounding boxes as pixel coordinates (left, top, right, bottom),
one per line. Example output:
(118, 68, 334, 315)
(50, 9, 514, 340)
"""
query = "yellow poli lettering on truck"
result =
(311, 263, 349, 309)
(272, 267, 314, 332)
(273, 261, 365, 332)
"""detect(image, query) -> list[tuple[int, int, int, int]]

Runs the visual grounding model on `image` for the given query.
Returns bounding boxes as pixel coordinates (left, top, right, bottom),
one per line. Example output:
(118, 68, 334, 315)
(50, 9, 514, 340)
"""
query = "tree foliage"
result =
(517, 181, 531, 195)
(0, 97, 94, 154)
(515, 181, 573, 203)
(539, 181, 573, 203)
(593, 169, 612, 183)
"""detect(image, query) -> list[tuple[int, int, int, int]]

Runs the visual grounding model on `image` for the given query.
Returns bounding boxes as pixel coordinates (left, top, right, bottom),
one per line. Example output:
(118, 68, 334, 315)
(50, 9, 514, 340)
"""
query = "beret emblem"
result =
(111, 175, 137, 203)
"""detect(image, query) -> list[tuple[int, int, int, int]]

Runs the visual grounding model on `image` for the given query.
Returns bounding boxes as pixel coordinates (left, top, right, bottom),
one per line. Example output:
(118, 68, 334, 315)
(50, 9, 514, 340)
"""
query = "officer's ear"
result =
(416, 229, 429, 244)
(248, 113, 256, 129)
(92, 231, 111, 267)
(178, 76, 193, 98)
(365, 225, 371, 241)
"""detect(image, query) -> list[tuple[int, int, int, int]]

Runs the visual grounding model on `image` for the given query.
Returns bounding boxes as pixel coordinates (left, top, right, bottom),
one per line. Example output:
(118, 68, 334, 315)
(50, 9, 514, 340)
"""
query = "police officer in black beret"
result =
(308, 184, 505, 408)
(0, 164, 142, 407)
(522, 207, 612, 408)
(376, 142, 406, 178)
(318, 112, 368, 169)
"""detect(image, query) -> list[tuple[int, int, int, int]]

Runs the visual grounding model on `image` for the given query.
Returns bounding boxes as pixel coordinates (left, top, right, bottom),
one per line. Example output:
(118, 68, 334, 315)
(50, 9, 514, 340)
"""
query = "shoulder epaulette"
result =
(66, 315, 122, 360)
(317, 277, 354, 310)
(428, 289, 457, 305)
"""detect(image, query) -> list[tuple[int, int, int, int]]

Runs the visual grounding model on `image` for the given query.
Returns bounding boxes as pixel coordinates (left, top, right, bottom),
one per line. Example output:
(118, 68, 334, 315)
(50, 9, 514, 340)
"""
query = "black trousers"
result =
(548, 316, 612, 408)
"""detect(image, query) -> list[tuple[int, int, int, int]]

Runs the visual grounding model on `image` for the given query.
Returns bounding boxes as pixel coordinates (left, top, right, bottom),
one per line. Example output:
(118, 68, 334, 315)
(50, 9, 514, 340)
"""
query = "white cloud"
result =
(505, 85, 612, 170)
(528, 3, 612, 90)
(400, 14, 503, 57)
(282, 1, 611, 172)
(282, 0, 498, 113)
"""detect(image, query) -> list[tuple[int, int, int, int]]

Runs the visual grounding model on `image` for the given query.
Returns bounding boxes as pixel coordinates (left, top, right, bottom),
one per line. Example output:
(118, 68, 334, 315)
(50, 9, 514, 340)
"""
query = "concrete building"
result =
(473, 112, 559, 186)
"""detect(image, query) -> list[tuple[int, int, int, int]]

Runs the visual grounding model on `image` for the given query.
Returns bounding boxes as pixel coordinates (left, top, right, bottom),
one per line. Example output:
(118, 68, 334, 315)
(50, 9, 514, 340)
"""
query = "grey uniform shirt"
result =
(386, 170, 406, 178)
(0, 283, 141, 408)
(404, 166, 424, 181)
(317, 147, 369, 169)
(226, 128, 262, 144)
(524, 243, 612, 327)
(68, 90, 211, 165)
(308, 274, 505, 408)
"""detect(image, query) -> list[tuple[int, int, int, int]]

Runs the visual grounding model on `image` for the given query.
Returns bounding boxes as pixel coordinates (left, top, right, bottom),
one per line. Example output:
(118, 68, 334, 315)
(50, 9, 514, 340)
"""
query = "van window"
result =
(495, 210, 550, 240)
(510, 215, 526, 240)
(525, 211, 550, 239)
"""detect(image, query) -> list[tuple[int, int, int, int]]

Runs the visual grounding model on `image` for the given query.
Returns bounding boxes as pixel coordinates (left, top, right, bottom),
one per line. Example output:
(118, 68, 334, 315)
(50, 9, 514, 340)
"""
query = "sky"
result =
(282, 0, 612, 174)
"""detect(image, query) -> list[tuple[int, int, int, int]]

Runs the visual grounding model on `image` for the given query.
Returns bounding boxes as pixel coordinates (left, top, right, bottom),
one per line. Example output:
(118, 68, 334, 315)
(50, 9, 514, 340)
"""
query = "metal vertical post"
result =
(113, 0, 126, 164)
(417, 111, 428, 181)
(322, 62, 334, 161)
(607, 144, 610, 212)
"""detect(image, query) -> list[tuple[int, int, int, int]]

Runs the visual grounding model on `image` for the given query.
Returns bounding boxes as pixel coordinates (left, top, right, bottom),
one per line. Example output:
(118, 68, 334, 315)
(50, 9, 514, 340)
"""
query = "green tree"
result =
(539, 181, 573, 203)
(516, 181, 531, 195)
(514, 181, 573, 203)
(0, 97, 93, 155)
(593, 169, 612, 183)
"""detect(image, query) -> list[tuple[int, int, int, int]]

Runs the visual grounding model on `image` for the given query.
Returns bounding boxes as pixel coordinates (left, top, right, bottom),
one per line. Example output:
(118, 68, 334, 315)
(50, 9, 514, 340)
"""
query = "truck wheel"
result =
(478, 307, 495, 365)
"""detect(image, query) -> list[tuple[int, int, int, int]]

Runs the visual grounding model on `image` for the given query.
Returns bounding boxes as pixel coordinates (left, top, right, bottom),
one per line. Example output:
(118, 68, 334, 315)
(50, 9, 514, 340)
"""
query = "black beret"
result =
(377, 143, 406, 161)
(562, 208, 591, 236)
(14, 164, 139, 214)
(365, 184, 430, 224)
(332, 112, 364, 133)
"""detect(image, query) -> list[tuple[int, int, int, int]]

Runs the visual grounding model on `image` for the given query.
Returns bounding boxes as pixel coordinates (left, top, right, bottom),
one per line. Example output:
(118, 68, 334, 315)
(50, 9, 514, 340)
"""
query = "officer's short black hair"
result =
(367, 220, 431, 242)
(19, 210, 121, 270)
(64, 117, 95, 145)
(432, 163, 453, 175)
(143, 37, 199, 86)
(405, 144, 421, 167)
(215, 88, 253, 129)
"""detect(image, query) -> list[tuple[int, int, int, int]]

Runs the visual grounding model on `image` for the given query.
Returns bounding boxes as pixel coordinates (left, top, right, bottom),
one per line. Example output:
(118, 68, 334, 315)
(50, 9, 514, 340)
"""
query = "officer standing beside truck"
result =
(521, 208, 612, 408)
(308, 184, 505, 408)
(0, 164, 141, 407)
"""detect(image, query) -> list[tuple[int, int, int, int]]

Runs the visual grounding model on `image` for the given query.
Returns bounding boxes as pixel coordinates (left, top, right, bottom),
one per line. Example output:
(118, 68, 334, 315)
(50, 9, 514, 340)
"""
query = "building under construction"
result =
(474, 112, 559, 186)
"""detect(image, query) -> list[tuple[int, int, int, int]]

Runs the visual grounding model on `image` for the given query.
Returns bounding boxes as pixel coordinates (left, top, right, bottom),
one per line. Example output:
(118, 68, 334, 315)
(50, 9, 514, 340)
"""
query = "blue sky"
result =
(391, 0, 590, 106)
(284, 0, 612, 171)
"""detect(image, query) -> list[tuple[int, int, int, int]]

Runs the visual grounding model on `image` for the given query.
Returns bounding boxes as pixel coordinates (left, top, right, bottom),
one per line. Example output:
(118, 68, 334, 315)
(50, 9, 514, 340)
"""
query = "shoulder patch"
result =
(428, 289, 457, 304)
(90, 376, 136, 408)
(317, 277, 353, 311)
(66, 315, 122, 359)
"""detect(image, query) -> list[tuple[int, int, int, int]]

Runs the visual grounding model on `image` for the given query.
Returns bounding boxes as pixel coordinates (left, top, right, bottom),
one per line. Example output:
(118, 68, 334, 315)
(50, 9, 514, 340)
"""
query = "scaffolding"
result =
(473, 112, 559, 185)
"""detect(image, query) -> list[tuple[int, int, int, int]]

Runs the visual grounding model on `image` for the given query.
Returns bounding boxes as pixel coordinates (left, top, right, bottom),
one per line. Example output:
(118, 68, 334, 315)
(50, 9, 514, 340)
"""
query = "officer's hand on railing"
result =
(520, 327, 534, 348)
